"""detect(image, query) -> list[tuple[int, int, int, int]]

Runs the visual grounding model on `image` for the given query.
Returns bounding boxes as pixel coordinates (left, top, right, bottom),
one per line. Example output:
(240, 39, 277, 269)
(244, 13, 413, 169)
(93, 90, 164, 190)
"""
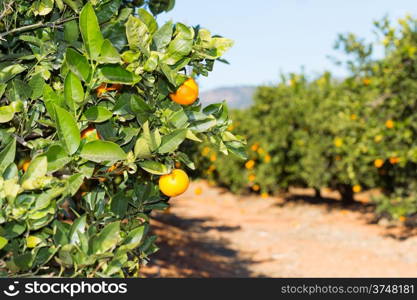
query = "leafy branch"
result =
(0, 16, 78, 41)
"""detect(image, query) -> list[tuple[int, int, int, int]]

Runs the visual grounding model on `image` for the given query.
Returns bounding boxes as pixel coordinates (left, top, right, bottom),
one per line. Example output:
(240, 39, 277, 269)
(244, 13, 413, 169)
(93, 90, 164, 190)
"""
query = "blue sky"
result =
(158, 0, 417, 91)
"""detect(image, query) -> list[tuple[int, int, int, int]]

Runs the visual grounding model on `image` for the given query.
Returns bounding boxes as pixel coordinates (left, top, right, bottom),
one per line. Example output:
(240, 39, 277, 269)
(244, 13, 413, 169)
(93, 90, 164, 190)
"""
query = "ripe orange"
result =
(363, 78, 371, 86)
(264, 155, 271, 163)
(385, 120, 394, 129)
(334, 137, 343, 148)
(389, 157, 400, 165)
(352, 185, 362, 193)
(252, 184, 260, 192)
(248, 174, 256, 182)
(169, 78, 199, 106)
(96, 83, 123, 97)
(194, 187, 203, 196)
(96, 84, 107, 97)
(245, 160, 255, 169)
(251, 143, 260, 152)
(81, 126, 100, 141)
(374, 159, 384, 169)
(159, 169, 190, 197)
(18, 159, 31, 172)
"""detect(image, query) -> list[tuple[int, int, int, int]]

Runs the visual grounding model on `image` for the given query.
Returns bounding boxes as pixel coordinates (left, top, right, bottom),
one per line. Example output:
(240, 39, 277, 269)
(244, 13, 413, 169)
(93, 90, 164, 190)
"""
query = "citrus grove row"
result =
(0, 0, 246, 277)
(195, 15, 417, 220)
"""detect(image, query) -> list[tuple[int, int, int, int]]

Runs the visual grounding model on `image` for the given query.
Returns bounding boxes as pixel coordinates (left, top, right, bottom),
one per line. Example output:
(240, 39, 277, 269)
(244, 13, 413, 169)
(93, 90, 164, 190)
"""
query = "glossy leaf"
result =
(80, 140, 127, 163)
(79, 2, 104, 60)
(54, 105, 81, 155)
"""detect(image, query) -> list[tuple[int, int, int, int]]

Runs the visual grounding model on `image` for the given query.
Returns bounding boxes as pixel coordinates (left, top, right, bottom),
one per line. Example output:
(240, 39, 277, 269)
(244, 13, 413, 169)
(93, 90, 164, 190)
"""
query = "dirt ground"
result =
(142, 181, 417, 278)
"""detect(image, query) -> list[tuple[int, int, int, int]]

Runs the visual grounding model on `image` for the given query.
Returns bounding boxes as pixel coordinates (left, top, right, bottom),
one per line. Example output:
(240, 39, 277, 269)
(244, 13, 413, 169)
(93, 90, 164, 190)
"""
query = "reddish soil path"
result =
(142, 181, 417, 278)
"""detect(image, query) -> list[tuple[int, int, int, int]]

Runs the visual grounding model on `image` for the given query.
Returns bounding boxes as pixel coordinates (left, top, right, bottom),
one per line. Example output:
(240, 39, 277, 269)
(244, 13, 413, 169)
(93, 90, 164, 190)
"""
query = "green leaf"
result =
(142, 121, 161, 152)
(130, 94, 152, 124)
(149, 0, 175, 15)
(34, 0, 54, 16)
(67, 173, 85, 196)
(63, 0, 83, 12)
(139, 160, 169, 175)
(29, 74, 45, 99)
(177, 151, 196, 170)
(42, 85, 64, 120)
(80, 140, 127, 163)
(158, 129, 187, 154)
(120, 224, 147, 251)
(64, 20, 79, 43)
(154, 21, 174, 51)
(134, 137, 152, 159)
(0, 105, 15, 123)
(99, 39, 121, 64)
(69, 215, 86, 244)
(66, 48, 90, 81)
(111, 192, 128, 217)
(169, 109, 188, 128)
(96, 0, 122, 23)
(53, 221, 69, 246)
(35, 187, 64, 210)
(83, 106, 113, 123)
(186, 129, 202, 142)
(0, 139, 16, 176)
(91, 222, 120, 254)
(45, 145, 70, 172)
(21, 156, 47, 183)
(138, 8, 158, 34)
(14, 253, 34, 271)
(64, 72, 84, 111)
(54, 105, 81, 155)
(163, 23, 194, 65)
(0, 65, 26, 84)
(0, 237, 8, 250)
(79, 2, 105, 60)
(126, 15, 151, 53)
(143, 51, 159, 72)
(225, 141, 247, 160)
(3, 222, 25, 239)
(98, 65, 141, 84)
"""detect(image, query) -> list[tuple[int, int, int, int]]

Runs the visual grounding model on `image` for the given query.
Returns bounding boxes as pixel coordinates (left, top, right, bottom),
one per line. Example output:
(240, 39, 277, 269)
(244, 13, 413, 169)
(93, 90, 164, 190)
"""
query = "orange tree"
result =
(195, 15, 417, 217)
(0, 0, 245, 277)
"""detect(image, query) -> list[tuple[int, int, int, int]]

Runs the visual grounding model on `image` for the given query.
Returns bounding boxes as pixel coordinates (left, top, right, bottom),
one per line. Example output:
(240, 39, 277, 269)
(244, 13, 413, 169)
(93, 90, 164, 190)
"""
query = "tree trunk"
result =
(337, 184, 355, 204)
(314, 187, 322, 199)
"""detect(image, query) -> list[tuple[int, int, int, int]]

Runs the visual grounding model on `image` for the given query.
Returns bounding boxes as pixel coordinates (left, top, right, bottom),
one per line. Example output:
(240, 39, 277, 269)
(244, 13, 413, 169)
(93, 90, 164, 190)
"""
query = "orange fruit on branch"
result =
(18, 158, 31, 172)
(159, 169, 190, 197)
(374, 159, 384, 169)
(389, 157, 400, 165)
(96, 83, 123, 97)
(169, 78, 199, 106)
(352, 185, 362, 193)
(385, 120, 395, 129)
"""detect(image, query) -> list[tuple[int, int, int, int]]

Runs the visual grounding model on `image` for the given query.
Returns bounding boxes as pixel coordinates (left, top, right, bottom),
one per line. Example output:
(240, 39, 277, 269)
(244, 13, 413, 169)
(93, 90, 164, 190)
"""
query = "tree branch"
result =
(0, 16, 78, 40)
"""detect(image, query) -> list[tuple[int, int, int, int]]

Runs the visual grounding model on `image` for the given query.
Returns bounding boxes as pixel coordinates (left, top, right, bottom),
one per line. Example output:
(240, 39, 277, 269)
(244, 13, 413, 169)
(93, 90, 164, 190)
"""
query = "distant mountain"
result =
(199, 86, 256, 109)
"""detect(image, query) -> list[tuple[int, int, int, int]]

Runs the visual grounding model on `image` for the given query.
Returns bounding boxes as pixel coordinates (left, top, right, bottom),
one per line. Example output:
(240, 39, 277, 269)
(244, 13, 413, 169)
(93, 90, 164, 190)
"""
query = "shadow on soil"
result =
(144, 213, 263, 278)
(281, 193, 376, 213)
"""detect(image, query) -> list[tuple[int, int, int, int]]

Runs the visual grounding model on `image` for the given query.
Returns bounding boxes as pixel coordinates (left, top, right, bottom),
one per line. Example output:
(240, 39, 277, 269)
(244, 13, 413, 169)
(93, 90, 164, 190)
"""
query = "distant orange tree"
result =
(195, 15, 417, 219)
